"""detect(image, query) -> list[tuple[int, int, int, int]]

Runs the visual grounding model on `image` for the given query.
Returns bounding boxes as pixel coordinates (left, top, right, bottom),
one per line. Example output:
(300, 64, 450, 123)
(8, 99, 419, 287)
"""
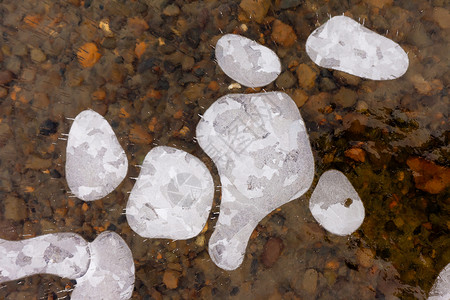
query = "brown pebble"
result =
(406, 157, 450, 194)
(163, 4, 180, 17)
(0, 70, 14, 85)
(21, 68, 36, 82)
(271, 20, 297, 47)
(297, 64, 317, 90)
(433, 7, 450, 29)
(290, 89, 308, 107)
(334, 87, 358, 108)
(261, 237, 284, 267)
(239, 0, 271, 23)
(129, 125, 153, 144)
(302, 269, 318, 295)
(333, 70, 361, 86)
(25, 156, 52, 170)
(30, 48, 46, 63)
(363, 0, 392, 8)
(0, 87, 7, 98)
(163, 269, 180, 289)
(411, 74, 432, 95)
(345, 148, 366, 162)
(4, 195, 28, 222)
(208, 80, 220, 91)
(356, 247, 374, 268)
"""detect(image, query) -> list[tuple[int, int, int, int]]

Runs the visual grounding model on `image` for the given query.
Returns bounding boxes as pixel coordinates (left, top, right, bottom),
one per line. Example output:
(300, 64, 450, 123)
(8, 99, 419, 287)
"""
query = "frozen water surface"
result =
(306, 16, 409, 80)
(126, 146, 214, 240)
(428, 263, 450, 300)
(197, 92, 314, 270)
(0, 233, 90, 283)
(215, 34, 281, 87)
(309, 170, 365, 236)
(71, 231, 135, 300)
(66, 110, 128, 201)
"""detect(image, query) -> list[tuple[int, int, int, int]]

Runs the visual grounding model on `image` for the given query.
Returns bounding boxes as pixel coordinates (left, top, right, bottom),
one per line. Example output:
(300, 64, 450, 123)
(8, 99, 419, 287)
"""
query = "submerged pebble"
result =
(65, 110, 128, 201)
(215, 34, 281, 87)
(306, 16, 409, 80)
(309, 170, 365, 236)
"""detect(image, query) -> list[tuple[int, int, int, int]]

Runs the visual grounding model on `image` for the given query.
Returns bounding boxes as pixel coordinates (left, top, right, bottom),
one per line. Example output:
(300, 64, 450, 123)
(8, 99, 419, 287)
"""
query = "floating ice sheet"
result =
(126, 146, 214, 240)
(0, 233, 90, 283)
(429, 263, 450, 300)
(71, 231, 135, 300)
(309, 170, 365, 236)
(306, 16, 409, 80)
(197, 92, 314, 270)
(215, 34, 281, 87)
(66, 110, 128, 201)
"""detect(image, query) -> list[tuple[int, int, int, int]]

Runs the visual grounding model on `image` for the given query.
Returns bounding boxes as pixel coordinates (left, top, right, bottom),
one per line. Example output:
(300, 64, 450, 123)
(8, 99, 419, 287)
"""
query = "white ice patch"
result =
(306, 16, 409, 80)
(215, 34, 281, 87)
(0, 233, 90, 283)
(429, 263, 450, 300)
(66, 110, 128, 201)
(196, 92, 314, 270)
(309, 170, 365, 236)
(126, 146, 214, 240)
(71, 231, 135, 300)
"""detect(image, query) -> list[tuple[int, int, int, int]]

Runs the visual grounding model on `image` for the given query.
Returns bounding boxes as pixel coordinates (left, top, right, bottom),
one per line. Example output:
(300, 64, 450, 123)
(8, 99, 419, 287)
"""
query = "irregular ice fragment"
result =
(0, 233, 90, 283)
(306, 16, 409, 80)
(196, 92, 314, 270)
(309, 170, 365, 235)
(429, 263, 450, 300)
(126, 146, 214, 240)
(66, 110, 128, 201)
(71, 231, 135, 300)
(215, 34, 281, 87)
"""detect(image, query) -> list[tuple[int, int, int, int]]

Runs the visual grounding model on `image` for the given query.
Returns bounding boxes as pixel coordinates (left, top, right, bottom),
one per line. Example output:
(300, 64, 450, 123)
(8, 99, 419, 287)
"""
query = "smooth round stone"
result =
(196, 92, 314, 270)
(66, 110, 128, 201)
(309, 170, 365, 236)
(306, 16, 409, 80)
(126, 146, 214, 240)
(71, 231, 135, 300)
(215, 34, 281, 87)
(0, 233, 90, 283)
(429, 263, 450, 300)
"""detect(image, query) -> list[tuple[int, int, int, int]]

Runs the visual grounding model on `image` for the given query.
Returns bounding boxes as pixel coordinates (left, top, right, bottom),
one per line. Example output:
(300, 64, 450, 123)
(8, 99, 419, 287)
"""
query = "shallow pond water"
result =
(0, 0, 448, 299)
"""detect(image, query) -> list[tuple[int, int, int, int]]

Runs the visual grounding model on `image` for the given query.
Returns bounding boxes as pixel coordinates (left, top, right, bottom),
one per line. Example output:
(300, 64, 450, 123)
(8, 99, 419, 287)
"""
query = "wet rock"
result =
(30, 48, 46, 63)
(319, 77, 337, 92)
(302, 269, 318, 295)
(345, 148, 366, 162)
(239, 0, 271, 23)
(184, 83, 206, 102)
(363, 0, 393, 8)
(410, 74, 432, 95)
(279, 0, 302, 9)
(432, 7, 450, 29)
(129, 124, 153, 144)
(261, 237, 284, 267)
(271, 20, 297, 47)
(334, 70, 361, 86)
(406, 157, 450, 194)
(77, 43, 101, 68)
(0, 87, 6, 98)
(356, 247, 374, 268)
(297, 63, 317, 90)
(163, 269, 180, 289)
(4, 195, 28, 221)
(276, 70, 296, 89)
(334, 87, 358, 108)
(5, 56, 21, 74)
(291, 89, 308, 107)
(25, 156, 52, 170)
(20, 68, 36, 82)
(163, 4, 180, 17)
(0, 70, 14, 85)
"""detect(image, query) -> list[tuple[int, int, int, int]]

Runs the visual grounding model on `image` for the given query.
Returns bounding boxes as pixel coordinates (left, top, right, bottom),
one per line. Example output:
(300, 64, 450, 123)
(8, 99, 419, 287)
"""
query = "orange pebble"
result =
(77, 43, 101, 68)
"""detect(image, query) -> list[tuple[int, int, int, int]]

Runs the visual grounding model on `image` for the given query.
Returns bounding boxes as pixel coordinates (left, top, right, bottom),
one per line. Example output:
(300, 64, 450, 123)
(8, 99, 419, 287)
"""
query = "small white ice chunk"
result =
(306, 16, 409, 80)
(71, 231, 135, 300)
(197, 92, 314, 270)
(309, 170, 365, 236)
(0, 233, 90, 283)
(66, 110, 128, 201)
(215, 34, 281, 87)
(126, 146, 214, 240)
(428, 263, 450, 300)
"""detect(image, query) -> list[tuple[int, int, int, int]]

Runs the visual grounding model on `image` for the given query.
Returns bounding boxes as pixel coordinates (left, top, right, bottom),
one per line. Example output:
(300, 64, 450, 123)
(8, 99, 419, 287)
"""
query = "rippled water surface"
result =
(0, 0, 448, 299)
